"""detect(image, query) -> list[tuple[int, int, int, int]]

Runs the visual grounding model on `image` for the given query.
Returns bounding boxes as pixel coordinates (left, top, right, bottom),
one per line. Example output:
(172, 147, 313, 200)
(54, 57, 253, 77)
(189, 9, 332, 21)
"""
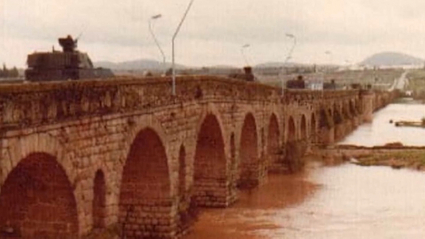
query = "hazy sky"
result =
(1, 0, 425, 68)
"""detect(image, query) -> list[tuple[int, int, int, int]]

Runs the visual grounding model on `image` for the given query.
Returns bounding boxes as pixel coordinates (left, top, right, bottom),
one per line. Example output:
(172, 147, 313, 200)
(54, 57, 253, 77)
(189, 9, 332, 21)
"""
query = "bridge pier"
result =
(192, 113, 236, 208)
(284, 140, 308, 172)
(361, 90, 375, 122)
(238, 157, 268, 188)
(0, 76, 396, 238)
(350, 117, 359, 130)
(319, 127, 335, 145)
(335, 120, 356, 141)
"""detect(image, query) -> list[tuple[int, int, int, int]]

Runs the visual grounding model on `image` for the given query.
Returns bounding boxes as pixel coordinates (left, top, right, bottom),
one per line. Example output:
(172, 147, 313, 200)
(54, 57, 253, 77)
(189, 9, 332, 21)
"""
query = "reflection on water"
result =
(340, 102, 425, 146)
(185, 163, 425, 239)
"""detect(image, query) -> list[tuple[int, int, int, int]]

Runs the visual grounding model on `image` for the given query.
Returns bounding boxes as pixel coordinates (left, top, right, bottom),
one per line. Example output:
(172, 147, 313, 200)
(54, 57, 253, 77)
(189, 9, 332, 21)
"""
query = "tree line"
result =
(0, 64, 19, 78)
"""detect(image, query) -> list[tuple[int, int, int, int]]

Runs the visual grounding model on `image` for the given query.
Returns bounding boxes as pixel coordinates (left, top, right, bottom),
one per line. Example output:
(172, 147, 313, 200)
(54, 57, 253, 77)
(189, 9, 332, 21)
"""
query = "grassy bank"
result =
(356, 149, 425, 170)
(406, 69, 425, 101)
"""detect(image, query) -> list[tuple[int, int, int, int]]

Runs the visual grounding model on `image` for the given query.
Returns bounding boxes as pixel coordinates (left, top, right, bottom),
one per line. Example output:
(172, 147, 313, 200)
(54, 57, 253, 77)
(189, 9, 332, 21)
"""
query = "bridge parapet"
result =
(285, 89, 360, 106)
(0, 76, 390, 132)
(0, 76, 281, 131)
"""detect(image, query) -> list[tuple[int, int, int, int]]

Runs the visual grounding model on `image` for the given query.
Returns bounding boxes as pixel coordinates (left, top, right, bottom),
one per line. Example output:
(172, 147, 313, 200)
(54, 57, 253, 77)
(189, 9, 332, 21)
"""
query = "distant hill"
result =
(361, 52, 424, 66)
(95, 59, 186, 71)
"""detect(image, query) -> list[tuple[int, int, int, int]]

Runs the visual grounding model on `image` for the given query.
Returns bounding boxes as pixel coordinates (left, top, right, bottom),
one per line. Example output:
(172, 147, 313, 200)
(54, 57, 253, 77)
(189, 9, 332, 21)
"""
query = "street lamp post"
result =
(241, 44, 250, 66)
(321, 51, 332, 93)
(282, 33, 296, 96)
(324, 50, 332, 67)
(172, 0, 195, 96)
(149, 14, 166, 75)
(285, 33, 297, 63)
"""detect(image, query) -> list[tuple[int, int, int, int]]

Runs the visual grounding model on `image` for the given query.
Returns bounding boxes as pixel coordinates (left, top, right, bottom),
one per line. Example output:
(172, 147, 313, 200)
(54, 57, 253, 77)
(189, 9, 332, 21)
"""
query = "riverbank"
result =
(318, 144, 425, 171)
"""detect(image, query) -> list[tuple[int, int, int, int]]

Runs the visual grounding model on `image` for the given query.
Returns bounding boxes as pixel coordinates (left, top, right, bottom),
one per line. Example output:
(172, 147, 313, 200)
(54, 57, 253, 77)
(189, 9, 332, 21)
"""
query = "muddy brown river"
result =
(184, 102, 425, 239)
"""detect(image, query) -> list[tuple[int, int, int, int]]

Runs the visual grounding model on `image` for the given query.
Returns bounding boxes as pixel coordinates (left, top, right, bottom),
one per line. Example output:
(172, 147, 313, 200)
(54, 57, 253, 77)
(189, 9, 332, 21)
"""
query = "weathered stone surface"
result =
(0, 76, 396, 238)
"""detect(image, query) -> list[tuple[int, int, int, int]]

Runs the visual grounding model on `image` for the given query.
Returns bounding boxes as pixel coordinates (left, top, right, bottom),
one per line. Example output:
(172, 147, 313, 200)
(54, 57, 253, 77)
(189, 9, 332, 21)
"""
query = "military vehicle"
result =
(25, 35, 114, 81)
(229, 66, 256, 81)
(286, 75, 306, 89)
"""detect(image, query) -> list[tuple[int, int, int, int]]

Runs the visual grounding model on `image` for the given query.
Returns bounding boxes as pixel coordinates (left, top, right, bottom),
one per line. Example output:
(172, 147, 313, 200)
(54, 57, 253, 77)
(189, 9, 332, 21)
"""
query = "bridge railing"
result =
(0, 76, 363, 130)
(0, 76, 280, 130)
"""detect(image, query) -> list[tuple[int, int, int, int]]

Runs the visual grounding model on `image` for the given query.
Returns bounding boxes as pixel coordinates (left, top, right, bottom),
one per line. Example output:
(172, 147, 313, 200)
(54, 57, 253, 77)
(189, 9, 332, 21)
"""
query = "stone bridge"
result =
(0, 76, 396, 238)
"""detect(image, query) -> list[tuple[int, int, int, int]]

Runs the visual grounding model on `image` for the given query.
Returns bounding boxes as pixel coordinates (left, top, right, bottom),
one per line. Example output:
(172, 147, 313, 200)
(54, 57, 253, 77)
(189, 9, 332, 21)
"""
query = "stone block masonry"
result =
(0, 76, 396, 238)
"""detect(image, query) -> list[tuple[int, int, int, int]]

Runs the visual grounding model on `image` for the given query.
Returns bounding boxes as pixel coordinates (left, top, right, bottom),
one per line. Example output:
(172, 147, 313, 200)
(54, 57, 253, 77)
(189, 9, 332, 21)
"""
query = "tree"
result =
(0, 64, 5, 78)
(10, 67, 19, 77)
(1, 63, 8, 78)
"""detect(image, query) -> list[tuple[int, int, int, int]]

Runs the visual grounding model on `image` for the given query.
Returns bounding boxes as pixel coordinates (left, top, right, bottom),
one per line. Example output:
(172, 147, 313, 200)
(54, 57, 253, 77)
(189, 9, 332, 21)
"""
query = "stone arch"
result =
(119, 127, 171, 237)
(190, 103, 228, 171)
(0, 133, 84, 233)
(287, 116, 296, 142)
(239, 113, 259, 187)
(267, 113, 280, 167)
(0, 153, 78, 238)
(124, 115, 170, 165)
(267, 110, 282, 134)
(1, 133, 74, 190)
(193, 103, 228, 157)
(92, 170, 106, 229)
(300, 114, 307, 140)
(121, 114, 173, 194)
(193, 113, 226, 207)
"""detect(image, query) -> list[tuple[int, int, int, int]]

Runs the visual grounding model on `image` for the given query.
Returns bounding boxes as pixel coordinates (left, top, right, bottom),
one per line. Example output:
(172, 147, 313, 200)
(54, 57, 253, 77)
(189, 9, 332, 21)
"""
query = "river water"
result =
(340, 100, 425, 146)
(184, 101, 425, 239)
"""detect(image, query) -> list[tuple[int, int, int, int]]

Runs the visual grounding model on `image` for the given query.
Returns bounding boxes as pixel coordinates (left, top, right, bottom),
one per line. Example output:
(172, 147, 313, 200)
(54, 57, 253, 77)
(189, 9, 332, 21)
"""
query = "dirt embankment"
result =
(315, 143, 425, 171)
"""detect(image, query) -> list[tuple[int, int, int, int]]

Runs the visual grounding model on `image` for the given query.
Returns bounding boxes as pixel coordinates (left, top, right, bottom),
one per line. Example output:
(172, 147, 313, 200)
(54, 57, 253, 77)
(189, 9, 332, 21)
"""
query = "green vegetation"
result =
(358, 150, 425, 169)
(0, 64, 19, 78)
(406, 68, 425, 80)
(406, 69, 425, 101)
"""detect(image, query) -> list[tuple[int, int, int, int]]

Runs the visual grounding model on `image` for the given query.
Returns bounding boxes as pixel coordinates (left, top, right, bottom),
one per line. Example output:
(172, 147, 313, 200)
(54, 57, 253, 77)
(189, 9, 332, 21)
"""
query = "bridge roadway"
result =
(0, 76, 395, 238)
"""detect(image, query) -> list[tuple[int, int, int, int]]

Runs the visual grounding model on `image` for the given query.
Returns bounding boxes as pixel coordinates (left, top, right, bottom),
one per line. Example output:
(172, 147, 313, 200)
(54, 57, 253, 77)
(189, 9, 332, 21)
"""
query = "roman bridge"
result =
(0, 76, 396, 238)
